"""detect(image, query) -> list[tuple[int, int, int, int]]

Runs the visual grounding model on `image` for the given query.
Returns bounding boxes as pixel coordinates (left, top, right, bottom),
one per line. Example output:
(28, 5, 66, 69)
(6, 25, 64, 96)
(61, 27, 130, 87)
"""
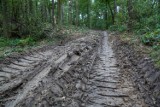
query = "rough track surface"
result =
(85, 32, 146, 107)
(111, 33, 160, 107)
(0, 31, 147, 107)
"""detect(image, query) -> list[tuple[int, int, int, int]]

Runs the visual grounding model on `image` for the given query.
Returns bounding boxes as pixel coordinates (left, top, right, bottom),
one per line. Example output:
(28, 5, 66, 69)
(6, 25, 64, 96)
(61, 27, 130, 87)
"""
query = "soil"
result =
(110, 33, 160, 107)
(0, 31, 158, 107)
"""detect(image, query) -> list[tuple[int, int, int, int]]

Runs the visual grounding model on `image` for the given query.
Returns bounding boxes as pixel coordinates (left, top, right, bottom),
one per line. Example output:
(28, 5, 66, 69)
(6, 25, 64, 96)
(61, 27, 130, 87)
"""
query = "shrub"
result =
(0, 36, 36, 47)
(141, 29, 160, 46)
(17, 37, 35, 46)
(109, 24, 127, 32)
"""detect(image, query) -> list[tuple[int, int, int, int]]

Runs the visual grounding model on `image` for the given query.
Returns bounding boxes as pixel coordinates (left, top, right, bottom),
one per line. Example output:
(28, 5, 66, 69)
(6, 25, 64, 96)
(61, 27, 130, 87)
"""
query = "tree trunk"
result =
(114, 0, 117, 16)
(87, 0, 91, 28)
(127, 0, 133, 31)
(105, 11, 108, 28)
(62, 4, 64, 24)
(68, 0, 72, 24)
(107, 1, 115, 24)
(158, 0, 160, 22)
(75, 0, 79, 26)
(1, 0, 9, 37)
(57, 0, 62, 25)
(29, 0, 33, 14)
(52, 0, 55, 26)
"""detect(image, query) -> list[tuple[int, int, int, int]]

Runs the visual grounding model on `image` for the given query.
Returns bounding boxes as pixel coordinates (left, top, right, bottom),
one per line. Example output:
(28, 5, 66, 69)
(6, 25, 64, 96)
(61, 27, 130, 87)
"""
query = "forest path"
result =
(85, 32, 146, 107)
(0, 31, 147, 107)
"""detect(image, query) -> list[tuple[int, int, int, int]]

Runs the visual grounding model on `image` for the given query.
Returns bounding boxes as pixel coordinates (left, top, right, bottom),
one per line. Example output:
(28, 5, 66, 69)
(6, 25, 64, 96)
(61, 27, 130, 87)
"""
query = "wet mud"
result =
(111, 33, 160, 107)
(0, 31, 149, 107)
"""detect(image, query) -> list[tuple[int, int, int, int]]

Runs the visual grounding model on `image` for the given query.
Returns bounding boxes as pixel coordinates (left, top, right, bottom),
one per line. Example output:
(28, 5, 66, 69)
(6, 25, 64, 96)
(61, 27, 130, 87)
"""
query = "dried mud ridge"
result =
(0, 31, 147, 107)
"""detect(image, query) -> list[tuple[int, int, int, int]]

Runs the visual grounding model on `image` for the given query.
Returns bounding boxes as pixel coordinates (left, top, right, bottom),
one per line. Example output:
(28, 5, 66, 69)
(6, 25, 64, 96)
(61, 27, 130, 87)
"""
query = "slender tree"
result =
(114, 0, 117, 16)
(52, 0, 55, 26)
(127, 0, 133, 31)
(75, 0, 79, 26)
(107, 1, 115, 24)
(87, 0, 91, 28)
(57, 0, 62, 24)
(1, 0, 9, 37)
(68, 0, 72, 24)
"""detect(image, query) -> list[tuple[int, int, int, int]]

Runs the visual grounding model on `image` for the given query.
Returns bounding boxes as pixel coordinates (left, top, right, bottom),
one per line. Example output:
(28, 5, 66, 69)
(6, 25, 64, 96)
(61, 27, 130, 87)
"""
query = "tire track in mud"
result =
(0, 31, 147, 107)
(0, 48, 61, 95)
(0, 32, 100, 107)
(85, 32, 146, 107)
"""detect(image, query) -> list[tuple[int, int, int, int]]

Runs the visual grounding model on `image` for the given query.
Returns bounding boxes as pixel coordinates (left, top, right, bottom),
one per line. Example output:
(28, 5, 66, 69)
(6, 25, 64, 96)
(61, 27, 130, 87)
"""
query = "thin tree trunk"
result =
(107, 1, 115, 24)
(45, 1, 47, 21)
(87, 0, 91, 28)
(158, 0, 160, 22)
(29, 0, 33, 14)
(105, 11, 108, 28)
(57, 0, 62, 24)
(76, 0, 79, 26)
(52, 0, 55, 26)
(67, 1, 69, 25)
(127, 0, 133, 31)
(62, 4, 64, 24)
(158, 0, 160, 23)
(2, 0, 9, 37)
(69, 0, 72, 24)
(114, 0, 117, 16)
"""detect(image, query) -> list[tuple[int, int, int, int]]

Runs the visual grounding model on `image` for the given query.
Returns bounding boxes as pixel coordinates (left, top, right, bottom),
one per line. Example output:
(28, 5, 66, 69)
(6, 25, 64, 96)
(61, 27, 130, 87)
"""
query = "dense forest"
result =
(1, 0, 160, 35)
(0, 0, 160, 65)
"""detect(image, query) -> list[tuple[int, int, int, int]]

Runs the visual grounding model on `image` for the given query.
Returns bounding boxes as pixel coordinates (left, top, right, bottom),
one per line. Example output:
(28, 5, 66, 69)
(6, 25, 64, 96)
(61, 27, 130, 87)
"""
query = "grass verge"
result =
(117, 32, 160, 68)
(0, 25, 89, 60)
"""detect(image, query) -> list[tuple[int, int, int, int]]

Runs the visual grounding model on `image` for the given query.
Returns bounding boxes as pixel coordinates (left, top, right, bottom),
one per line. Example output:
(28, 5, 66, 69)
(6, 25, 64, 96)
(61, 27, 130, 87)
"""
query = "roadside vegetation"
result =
(0, 25, 88, 60)
(116, 30, 160, 68)
(108, 0, 160, 68)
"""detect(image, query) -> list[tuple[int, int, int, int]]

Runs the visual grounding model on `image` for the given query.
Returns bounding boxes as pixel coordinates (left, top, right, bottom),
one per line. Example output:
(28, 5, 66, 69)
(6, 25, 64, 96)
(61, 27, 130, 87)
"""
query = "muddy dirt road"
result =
(0, 31, 147, 107)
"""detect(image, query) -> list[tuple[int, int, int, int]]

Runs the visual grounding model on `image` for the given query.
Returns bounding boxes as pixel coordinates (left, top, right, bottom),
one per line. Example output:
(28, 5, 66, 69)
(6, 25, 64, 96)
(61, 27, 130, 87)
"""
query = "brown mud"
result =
(111, 33, 160, 107)
(0, 31, 156, 107)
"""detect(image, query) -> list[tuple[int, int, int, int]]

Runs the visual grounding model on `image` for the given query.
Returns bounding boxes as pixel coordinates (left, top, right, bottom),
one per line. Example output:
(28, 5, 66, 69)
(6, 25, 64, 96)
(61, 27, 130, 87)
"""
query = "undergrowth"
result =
(0, 36, 55, 60)
(0, 25, 88, 60)
(118, 30, 160, 68)
(140, 29, 160, 68)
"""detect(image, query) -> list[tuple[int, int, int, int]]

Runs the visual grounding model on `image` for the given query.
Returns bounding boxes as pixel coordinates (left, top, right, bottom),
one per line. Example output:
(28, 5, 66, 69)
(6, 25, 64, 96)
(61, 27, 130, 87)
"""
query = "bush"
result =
(150, 46, 160, 68)
(109, 24, 127, 32)
(17, 37, 35, 46)
(0, 36, 36, 47)
(141, 29, 160, 46)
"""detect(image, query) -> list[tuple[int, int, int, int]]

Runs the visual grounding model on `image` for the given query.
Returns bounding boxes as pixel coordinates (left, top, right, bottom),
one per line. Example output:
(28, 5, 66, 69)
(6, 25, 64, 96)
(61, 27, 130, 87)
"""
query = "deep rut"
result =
(0, 31, 147, 107)
(85, 32, 146, 107)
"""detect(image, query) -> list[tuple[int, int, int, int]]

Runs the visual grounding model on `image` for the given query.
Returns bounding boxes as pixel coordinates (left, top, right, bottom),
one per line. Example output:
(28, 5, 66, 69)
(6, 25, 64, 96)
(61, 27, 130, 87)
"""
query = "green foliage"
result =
(150, 46, 160, 68)
(17, 37, 35, 46)
(140, 29, 160, 67)
(0, 0, 53, 39)
(113, 0, 160, 34)
(0, 36, 36, 47)
(0, 35, 49, 59)
(109, 24, 127, 32)
(141, 29, 160, 46)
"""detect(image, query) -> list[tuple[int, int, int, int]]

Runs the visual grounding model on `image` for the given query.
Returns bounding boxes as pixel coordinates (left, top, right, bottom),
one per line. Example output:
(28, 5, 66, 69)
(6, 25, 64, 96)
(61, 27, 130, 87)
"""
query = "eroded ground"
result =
(0, 31, 148, 107)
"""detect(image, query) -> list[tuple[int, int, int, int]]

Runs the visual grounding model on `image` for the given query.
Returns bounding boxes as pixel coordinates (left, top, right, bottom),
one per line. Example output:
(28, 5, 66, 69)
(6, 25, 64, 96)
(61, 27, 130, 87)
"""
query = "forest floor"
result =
(0, 31, 159, 107)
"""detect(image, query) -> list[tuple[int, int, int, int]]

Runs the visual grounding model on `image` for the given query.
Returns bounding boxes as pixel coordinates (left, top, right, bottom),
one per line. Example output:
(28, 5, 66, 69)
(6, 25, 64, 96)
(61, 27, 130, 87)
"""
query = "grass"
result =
(119, 32, 160, 68)
(150, 46, 160, 68)
(0, 25, 89, 60)
(0, 36, 56, 60)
